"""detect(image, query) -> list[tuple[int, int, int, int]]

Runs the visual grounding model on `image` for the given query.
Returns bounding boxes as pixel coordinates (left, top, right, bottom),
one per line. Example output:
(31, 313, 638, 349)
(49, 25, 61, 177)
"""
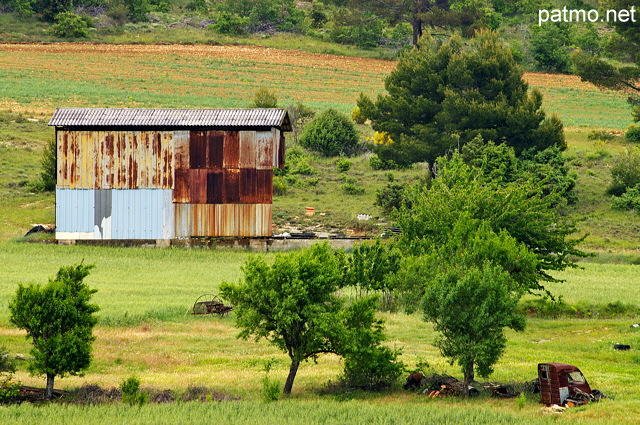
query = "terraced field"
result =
(0, 43, 631, 128)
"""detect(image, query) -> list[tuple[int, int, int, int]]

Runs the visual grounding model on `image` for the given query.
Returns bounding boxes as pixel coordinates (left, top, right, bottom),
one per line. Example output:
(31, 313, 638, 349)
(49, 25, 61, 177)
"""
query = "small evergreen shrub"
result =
(299, 109, 359, 157)
(50, 12, 90, 38)
(336, 155, 351, 172)
(612, 183, 640, 212)
(341, 183, 365, 195)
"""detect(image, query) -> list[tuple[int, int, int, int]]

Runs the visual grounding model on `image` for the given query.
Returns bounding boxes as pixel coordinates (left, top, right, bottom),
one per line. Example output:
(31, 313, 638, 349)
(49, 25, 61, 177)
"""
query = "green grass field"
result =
(1, 243, 640, 423)
(2, 41, 640, 423)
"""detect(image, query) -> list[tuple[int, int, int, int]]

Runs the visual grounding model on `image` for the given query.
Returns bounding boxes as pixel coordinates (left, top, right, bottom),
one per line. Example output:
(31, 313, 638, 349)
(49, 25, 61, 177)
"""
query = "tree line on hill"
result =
(0, 0, 613, 71)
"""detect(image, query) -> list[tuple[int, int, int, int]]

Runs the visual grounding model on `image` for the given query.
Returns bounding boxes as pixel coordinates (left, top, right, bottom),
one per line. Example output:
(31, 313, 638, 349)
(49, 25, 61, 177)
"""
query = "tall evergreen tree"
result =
(358, 30, 564, 166)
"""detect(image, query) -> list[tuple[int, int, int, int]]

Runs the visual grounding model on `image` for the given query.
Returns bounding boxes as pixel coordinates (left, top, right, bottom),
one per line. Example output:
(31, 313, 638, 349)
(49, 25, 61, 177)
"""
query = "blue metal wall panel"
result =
(56, 188, 94, 232)
(57, 188, 174, 239)
(112, 189, 173, 239)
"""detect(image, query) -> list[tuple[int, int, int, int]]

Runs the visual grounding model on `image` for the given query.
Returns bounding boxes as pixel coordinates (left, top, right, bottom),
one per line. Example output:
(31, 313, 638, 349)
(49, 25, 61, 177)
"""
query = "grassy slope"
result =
(0, 43, 639, 247)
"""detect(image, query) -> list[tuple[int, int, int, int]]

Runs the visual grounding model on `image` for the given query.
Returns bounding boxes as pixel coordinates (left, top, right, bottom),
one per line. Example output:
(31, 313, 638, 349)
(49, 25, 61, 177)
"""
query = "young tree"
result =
(220, 244, 347, 394)
(221, 243, 402, 394)
(416, 218, 537, 392)
(9, 263, 99, 400)
(357, 30, 565, 166)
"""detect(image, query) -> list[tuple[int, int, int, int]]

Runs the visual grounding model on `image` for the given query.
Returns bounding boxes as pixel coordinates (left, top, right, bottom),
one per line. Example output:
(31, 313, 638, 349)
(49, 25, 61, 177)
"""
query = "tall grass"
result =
(0, 399, 598, 425)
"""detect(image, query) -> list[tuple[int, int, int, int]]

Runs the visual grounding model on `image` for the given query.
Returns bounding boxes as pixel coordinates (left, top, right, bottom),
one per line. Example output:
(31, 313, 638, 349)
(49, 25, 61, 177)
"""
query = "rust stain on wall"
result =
(57, 130, 175, 190)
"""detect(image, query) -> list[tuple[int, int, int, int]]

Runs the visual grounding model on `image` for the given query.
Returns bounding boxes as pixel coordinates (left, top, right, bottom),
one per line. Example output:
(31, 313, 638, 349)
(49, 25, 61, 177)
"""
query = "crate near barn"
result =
(50, 108, 290, 241)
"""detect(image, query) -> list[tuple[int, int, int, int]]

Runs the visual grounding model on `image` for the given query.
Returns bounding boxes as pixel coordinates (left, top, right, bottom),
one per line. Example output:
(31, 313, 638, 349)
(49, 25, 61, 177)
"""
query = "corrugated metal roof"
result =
(49, 108, 292, 131)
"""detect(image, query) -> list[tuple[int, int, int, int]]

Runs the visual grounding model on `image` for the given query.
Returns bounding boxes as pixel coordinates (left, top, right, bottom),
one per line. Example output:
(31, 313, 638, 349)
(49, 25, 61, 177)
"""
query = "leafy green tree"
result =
(461, 137, 577, 203)
(9, 264, 99, 400)
(358, 30, 565, 166)
(420, 220, 532, 392)
(299, 108, 359, 156)
(396, 154, 585, 287)
(221, 243, 402, 394)
(220, 244, 347, 394)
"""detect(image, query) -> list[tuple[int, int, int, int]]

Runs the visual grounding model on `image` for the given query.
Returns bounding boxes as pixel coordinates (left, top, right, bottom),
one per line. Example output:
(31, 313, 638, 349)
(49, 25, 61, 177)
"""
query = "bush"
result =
(250, 88, 278, 108)
(588, 129, 617, 142)
(607, 148, 640, 195)
(330, 18, 384, 49)
(351, 107, 366, 124)
(369, 155, 398, 170)
(212, 11, 250, 35)
(612, 183, 640, 212)
(341, 183, 365, 195)
(260, 359, 280, 402)
(290, 157, 316, 175)
(124, 0, 150, 22)
(50, 12, 90, 38)
(273, 176, 287, 196)
(121, 376, 146, 407)
(336, 155, 351, 172)
(31, 137, 56, 192)
(626, 125, 640, 143)
(0, 345, 18, 402)
(299, 109, 359, 157)
(339, 297, 404, 390)
(375, 182, 405, 214)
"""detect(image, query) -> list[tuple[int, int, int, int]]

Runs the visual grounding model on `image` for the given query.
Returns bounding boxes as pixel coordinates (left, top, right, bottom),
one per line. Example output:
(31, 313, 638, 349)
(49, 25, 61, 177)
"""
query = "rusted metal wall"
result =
(175, 204, 272, 237)
(56, 125, 280, 239)
(173, 130, 275, 205)
(57, 130, 175, 189)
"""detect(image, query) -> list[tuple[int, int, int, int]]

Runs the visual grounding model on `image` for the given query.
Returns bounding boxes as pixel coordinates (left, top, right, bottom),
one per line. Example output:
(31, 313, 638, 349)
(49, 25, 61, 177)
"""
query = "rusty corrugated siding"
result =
(57, 130, 175, 189)
(49, 108, 292, 130)
(239, 131, 256, 168)
(174, 204, 272, 237)
(256, 131, 274, 170)
(173, 130, 275, 205)
(207, 131, 224, 169)
(223, 131, 239, 169)
(240, 169, 257, 203)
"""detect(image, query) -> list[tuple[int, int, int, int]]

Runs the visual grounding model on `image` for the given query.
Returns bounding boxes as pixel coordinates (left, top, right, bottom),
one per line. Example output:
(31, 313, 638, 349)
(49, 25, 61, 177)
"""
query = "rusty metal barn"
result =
(49, 108, 290, 241)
